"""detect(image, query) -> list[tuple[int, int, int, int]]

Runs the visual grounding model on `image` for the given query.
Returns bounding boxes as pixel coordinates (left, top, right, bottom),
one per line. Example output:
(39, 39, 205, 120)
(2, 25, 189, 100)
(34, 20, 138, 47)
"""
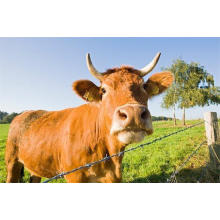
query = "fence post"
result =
(204, 112, 220, 179)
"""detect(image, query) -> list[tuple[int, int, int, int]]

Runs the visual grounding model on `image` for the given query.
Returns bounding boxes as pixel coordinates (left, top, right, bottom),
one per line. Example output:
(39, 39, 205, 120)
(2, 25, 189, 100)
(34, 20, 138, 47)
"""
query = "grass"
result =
(0, 120, 217, 183)
(122, 120, 209, 183)
(0, 124, 10, 183)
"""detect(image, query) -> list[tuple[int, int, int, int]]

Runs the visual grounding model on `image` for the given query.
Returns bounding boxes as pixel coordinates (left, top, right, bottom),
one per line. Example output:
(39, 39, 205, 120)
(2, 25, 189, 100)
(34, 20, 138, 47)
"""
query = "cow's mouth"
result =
(116, 128, 151, 145)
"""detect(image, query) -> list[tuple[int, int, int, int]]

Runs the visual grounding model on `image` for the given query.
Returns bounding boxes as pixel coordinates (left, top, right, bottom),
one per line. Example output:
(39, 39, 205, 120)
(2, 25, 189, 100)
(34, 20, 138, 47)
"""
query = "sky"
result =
(0, 37, 219, 119)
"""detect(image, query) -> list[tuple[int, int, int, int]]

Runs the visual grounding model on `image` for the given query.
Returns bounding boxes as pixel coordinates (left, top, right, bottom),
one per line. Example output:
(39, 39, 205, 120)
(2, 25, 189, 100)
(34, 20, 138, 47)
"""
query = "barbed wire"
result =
(43, 121, 204, 183)
(167, 140, 207, 183)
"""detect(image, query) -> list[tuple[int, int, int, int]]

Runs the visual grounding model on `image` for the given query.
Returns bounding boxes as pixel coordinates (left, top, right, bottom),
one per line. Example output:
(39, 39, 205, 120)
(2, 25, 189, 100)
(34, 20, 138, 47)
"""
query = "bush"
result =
(0, 111, 8, 120)
(0, 112, 19, 124)
(152, 116, 172, 121)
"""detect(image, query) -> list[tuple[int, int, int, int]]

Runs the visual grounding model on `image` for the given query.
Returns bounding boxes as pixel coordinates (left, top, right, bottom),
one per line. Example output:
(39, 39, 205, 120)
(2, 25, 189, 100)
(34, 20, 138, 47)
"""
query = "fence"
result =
(43, 112, 220, 183)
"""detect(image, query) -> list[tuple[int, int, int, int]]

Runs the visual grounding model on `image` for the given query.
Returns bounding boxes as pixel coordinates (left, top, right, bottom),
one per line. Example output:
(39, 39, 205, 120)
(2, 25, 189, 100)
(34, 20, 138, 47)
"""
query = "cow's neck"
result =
(82, 103, 126, 180)
(94, 103, 125, 155)
(70, 102, 126, 181)
(95, 105, 127, 181)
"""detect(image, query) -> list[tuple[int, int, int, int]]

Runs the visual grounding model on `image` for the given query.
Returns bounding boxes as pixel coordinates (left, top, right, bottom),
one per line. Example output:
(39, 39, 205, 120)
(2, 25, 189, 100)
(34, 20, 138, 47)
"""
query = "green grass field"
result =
(0, 120, 216, 183)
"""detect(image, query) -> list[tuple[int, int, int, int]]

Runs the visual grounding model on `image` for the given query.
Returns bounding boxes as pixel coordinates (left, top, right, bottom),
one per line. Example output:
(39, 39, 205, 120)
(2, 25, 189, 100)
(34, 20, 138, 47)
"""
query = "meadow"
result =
(0, 120, 216, 183)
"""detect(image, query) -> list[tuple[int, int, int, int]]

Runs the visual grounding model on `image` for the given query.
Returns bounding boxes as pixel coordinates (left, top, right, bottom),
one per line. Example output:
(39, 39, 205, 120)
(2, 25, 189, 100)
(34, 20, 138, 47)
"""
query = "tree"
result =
(0, 111, 8, 120)
(161, 82, 178, 125)
(161, 59, 220, 126)
(161, 59, 185, 126)
(0, 112, 19, 124)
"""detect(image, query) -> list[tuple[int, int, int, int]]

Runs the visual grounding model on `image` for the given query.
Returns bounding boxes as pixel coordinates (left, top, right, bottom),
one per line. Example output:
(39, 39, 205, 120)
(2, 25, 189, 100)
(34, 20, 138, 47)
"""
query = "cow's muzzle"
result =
(110, 104, 153, 144)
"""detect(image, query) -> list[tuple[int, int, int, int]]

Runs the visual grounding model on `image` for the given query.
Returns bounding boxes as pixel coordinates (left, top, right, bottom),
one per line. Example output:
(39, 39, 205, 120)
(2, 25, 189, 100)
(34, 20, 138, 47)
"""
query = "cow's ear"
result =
(72, 80, 102, 102)
(144, 71, 174, 97)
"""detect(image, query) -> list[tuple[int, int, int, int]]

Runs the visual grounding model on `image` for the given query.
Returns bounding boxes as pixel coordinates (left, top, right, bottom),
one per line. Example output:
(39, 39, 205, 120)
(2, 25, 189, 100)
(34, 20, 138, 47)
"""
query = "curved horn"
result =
(86, 53, 103, 80)
(139, 52, 161, 77)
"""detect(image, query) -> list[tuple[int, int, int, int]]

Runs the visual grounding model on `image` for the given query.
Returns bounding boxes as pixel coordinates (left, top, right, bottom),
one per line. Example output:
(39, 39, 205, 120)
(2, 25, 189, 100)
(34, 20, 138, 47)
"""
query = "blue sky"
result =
(0, 37, 219, 119)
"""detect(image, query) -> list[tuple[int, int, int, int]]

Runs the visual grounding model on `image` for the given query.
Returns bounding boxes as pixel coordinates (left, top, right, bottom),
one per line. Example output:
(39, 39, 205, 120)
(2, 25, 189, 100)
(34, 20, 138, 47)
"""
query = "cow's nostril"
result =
(141, 110, 147, 120)
(118, 110, 127, 120)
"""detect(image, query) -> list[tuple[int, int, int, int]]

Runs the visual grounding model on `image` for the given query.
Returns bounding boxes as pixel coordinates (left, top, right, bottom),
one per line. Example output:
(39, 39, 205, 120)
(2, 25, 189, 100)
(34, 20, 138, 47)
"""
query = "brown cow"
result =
(5, 52, 173, 183)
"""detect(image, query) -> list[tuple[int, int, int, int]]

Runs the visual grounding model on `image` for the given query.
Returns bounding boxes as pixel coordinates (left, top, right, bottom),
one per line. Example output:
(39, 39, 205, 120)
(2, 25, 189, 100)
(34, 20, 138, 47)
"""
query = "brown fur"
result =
(5, 66, 173, 183)
(103, 66, 141, 76)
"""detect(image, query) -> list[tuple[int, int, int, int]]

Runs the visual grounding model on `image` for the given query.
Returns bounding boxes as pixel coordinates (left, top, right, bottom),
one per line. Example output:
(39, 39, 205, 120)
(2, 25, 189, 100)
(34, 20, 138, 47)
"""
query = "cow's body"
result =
(6, 104, 124, 182)
(5, 53, 173, 183)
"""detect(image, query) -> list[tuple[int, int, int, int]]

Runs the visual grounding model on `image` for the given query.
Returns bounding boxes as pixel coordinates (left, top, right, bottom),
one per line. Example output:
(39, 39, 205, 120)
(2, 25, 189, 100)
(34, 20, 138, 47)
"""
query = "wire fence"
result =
(43, 121, 206, 183)
(167, 140, 207, 183)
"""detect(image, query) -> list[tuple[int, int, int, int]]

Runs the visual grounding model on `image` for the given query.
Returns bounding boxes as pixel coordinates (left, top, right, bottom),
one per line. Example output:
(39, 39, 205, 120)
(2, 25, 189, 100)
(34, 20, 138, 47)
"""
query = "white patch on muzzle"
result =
(118, 130, 147, 144)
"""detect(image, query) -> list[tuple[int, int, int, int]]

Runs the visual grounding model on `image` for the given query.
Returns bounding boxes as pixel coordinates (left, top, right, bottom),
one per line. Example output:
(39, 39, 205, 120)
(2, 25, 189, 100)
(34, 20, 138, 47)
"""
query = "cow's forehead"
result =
(101, 67, 144, 88)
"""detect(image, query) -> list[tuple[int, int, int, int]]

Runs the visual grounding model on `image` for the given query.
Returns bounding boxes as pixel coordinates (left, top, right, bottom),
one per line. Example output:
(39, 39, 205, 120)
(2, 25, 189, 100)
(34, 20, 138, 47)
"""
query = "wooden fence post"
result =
(204, 112, 220, 179)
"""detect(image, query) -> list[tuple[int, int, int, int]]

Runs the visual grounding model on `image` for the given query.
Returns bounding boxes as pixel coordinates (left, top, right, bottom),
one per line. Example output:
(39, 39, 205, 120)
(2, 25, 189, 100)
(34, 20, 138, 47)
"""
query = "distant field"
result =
(0, 120, 216, 183)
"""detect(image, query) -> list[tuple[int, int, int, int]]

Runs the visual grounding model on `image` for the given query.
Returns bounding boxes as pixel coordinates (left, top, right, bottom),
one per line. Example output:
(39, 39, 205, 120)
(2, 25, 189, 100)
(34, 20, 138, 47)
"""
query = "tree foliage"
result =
(0, 111, 8, 121)
(161, 59, 220, 124)
(0, 112, 19, 124)
(152, 116, 172, 121)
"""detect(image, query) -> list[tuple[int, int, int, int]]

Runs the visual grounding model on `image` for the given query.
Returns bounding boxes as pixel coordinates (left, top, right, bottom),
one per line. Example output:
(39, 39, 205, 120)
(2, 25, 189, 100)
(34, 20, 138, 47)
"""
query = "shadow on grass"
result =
(131, 144, 220, 183)
(131, 173, 169, 183)
(130, 166, 219, 183)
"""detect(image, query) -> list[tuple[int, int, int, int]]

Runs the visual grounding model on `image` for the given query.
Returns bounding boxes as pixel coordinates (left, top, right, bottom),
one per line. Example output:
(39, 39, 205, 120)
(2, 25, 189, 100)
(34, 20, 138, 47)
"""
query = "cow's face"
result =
(73, 53, 173, 145)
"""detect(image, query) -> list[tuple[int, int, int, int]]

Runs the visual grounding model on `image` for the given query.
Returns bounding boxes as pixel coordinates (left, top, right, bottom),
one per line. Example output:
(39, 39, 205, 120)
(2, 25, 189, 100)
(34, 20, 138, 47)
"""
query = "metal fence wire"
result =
(43, 121, 204, 183)
(167, 140, 207, 183)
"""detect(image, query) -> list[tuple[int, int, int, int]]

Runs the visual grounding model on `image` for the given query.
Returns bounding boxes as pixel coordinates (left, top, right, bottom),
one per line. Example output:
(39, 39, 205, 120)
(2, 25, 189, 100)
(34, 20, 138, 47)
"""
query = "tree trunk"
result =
(173, 105, 177, 126)
(182, 107, 186, 126)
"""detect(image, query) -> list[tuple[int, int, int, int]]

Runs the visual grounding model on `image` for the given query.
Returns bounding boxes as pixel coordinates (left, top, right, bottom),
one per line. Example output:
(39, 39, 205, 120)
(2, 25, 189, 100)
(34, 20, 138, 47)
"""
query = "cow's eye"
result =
(101, 87, 106, 94)
(143, 84, 147, 90)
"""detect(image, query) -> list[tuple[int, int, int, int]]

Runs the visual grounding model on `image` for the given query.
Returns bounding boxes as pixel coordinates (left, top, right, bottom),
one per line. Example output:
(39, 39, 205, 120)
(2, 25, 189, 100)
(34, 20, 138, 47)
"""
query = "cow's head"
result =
(73, 53, 173, 145)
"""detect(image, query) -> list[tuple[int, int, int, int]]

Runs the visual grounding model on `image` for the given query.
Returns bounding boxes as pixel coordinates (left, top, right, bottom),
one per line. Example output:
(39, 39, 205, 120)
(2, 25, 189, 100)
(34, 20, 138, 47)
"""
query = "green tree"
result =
(0, 112, 19, 124)
(0, 111, 8, 120)
(161, 83, 179, 126)
(162, 59, 220, 126)
(161, 59, 184, 126)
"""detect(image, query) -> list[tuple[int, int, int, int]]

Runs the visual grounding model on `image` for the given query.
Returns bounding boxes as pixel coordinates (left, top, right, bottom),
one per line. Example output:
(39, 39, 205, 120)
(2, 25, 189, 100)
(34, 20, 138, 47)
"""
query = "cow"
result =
(5, 52, 173, 183)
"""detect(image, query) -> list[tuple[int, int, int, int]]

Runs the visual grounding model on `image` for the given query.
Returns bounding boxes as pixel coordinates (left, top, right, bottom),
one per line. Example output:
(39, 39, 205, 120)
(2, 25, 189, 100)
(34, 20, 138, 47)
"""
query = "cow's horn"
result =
(86, 53, 103, 80)
(139, 52, 161, 77)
